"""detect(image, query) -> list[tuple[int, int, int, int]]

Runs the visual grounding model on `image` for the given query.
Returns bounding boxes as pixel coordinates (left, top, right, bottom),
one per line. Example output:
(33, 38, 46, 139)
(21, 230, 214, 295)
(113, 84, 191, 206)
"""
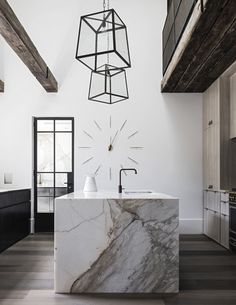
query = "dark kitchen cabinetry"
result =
(163, 0, 196, 74)
(0, 189, 31, 252)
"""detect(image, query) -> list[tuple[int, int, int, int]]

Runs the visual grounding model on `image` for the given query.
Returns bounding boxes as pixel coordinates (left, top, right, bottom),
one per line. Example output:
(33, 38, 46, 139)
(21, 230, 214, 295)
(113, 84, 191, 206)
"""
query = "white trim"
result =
(180, 218, 203, 234)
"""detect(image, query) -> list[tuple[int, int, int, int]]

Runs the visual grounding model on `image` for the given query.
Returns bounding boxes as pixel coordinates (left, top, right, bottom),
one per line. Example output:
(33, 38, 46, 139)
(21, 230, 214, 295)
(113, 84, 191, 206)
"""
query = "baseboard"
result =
(179, 218, 203, 234)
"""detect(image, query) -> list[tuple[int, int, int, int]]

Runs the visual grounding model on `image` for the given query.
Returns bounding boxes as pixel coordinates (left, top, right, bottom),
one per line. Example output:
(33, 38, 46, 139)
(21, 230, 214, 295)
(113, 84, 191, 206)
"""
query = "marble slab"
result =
(55, 192, 179, 294)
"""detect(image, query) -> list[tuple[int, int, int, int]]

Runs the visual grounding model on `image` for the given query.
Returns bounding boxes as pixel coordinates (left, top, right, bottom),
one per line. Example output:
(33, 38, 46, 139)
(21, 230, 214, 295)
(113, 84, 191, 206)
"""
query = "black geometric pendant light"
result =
(75, 7, 131, 72)
(75, 0, 131, 104)
(88, 64, 129, 104)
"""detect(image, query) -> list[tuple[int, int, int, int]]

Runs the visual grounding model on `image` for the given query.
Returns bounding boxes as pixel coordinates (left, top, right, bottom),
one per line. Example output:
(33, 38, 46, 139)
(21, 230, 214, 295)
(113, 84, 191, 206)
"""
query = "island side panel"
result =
(54, 198, 113, 293)
(55, 197, 179, 294)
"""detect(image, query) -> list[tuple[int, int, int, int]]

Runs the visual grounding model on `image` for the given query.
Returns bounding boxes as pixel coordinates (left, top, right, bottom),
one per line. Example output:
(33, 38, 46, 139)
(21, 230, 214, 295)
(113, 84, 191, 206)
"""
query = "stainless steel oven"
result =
(229, 193, 236, 253)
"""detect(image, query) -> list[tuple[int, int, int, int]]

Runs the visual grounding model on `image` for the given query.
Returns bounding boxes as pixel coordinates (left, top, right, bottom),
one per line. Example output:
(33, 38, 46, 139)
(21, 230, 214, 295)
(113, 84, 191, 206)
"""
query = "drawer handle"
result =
(208, 185, 213, 189)
(208, 120, 213, 126)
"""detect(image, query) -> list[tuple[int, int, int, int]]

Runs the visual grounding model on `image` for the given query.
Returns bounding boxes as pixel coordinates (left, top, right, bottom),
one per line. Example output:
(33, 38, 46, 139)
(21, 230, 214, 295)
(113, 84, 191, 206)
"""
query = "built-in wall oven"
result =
(229, 193, 236, 253)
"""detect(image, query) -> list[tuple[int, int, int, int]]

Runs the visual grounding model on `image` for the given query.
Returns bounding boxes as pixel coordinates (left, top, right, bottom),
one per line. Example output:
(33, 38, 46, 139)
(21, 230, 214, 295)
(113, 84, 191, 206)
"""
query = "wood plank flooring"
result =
(0, 234, 235, 304)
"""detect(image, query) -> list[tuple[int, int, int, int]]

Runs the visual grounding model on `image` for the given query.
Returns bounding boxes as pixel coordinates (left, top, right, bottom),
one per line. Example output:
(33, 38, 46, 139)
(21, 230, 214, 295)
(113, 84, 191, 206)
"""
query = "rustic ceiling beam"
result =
(161, 0, 236, 93)
(0, 79, 4, 92)
(0, 0, 58, 92)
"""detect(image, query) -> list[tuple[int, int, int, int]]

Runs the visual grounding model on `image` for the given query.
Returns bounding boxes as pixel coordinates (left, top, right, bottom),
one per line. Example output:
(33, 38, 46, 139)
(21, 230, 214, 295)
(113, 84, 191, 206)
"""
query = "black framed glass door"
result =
(34, 117, 74, 232)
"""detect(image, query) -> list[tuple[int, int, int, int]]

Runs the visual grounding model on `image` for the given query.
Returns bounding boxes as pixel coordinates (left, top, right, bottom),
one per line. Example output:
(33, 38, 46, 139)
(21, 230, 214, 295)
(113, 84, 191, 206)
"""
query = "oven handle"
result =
(230, 238, 236, 247)
(229, 204, 236, 209)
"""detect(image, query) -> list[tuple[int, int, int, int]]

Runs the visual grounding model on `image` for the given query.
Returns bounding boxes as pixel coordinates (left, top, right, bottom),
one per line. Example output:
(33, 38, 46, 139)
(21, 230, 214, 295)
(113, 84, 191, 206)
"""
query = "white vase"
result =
(83, 175, 97, 192)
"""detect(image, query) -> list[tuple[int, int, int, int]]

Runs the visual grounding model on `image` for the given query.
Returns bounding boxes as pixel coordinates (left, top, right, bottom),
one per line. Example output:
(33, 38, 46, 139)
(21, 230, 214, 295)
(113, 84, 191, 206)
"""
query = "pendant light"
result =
(88, 64, 129, 104)
(75, 1, 131, 72)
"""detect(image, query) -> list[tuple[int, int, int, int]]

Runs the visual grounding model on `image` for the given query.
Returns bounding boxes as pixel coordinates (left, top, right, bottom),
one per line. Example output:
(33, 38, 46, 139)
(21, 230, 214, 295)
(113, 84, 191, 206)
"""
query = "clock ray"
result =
(83, 130, 93, 139)
(109, 168, 112, 181)
(82, 157, 94, 165)
(128, 157, 139, 165)
(128, 131, 138, 139)
(94, 165, 101, 176)
(120, 120, 127, 132)
(78, 146, 92, 149)
(130, 146, 143, 149)
(109, 116, 112, 129)
(94, 120, 102, 131)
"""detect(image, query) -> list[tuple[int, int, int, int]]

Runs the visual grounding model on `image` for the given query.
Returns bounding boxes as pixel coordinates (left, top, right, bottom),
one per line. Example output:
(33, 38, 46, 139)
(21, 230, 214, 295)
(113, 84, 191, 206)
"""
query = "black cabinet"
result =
(163, 0, 197, 74)
(0, 189, 31, 252)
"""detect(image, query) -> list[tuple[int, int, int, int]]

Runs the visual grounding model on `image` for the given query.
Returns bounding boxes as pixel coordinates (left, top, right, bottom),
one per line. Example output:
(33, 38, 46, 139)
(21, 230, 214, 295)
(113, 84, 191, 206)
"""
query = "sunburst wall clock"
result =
(78, 116, 143, 182)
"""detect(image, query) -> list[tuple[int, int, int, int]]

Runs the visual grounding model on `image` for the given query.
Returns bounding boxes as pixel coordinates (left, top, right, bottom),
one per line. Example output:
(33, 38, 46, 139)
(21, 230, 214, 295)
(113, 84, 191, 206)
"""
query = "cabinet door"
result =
(221, 214, 229, 249)
(205, 125, 220, 190)
(203, 191, 208, 209)
(221, 201, 229, 216)
(213, 192, 221, 213)
(203, 208, 208, 235)
(212, 124, 220, 190)
(203, 129, 209, 189)
(203, 79, 220, 190)
(207, 210, 220, 242)
(203, 80, 220, 129)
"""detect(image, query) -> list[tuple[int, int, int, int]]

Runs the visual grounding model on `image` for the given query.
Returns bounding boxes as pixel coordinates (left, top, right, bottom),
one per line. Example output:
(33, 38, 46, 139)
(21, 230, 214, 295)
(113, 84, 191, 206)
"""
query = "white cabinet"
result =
(203, 80, 220, 131)
(203, 82, 220, 190)
(203, 115, 220, 190)
(203, 190, 229, 249)
(220, 214, 229, 249)
(221, 192, 229, 202)
(203, 78, 230, 191)
(221, 201, 229, 216)
(204, 209, 220, 243)
(204, 190, 220, 212)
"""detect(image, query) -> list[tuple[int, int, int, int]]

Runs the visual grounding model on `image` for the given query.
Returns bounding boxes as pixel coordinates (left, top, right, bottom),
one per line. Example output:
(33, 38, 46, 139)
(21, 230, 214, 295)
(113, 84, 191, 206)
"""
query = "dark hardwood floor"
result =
(0, 234, 235, 304)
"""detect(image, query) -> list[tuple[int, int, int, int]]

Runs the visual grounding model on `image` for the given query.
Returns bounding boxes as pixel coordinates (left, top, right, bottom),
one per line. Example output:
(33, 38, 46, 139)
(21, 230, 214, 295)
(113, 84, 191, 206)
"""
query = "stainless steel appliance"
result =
(229, 192, 236, 253)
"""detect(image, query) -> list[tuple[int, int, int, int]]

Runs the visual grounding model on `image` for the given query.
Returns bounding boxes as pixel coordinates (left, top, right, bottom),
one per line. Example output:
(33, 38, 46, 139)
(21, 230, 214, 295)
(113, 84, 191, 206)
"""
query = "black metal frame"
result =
(88, 64, 129, 104)
(75, 9, 131, 72)
(33, 117, 74, 232)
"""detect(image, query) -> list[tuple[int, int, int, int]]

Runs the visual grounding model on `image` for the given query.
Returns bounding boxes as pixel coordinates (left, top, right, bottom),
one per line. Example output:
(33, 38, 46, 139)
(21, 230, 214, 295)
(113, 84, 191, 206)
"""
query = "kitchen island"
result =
(55, 191, 179, 294)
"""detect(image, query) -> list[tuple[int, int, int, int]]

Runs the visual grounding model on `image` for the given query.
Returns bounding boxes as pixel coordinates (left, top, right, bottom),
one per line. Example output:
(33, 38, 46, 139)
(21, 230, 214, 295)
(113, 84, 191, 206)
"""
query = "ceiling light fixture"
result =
(75, 0, 131, 104)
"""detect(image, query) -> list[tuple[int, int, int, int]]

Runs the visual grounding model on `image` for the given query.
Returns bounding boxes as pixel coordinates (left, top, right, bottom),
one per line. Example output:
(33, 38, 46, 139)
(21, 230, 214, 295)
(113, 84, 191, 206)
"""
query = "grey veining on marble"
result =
(70, 198, 179, 294)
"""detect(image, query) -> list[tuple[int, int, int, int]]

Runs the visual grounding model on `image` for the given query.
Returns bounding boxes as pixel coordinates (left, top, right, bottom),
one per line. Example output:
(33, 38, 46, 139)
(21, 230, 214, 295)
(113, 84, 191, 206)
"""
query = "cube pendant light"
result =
(88, 64, 129, 104)
(75, 9, 131, 72)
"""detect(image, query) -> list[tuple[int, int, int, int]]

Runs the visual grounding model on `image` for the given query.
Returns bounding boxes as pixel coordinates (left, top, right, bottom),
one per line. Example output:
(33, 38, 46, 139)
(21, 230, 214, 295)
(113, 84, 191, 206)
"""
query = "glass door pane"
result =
(34, 118, 74, 232)
(55, 133, 72, 172)
(37, 133, 54, 172)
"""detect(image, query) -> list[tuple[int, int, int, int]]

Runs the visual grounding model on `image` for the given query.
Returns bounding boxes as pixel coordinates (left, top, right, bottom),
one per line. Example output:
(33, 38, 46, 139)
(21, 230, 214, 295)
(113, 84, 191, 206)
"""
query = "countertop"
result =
(56, 190, 178, 200)
(0, 188, 31, 193)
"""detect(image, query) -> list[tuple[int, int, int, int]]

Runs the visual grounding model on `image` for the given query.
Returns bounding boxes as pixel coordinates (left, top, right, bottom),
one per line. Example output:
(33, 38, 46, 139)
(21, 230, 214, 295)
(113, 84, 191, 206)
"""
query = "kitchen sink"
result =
(124, 190, 153, 194)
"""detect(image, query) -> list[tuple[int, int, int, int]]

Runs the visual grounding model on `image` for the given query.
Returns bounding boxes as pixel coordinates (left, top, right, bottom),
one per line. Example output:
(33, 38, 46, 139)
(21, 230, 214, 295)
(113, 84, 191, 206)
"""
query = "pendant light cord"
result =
(107, 0, 110, 65)
(102, 0, 110, 67)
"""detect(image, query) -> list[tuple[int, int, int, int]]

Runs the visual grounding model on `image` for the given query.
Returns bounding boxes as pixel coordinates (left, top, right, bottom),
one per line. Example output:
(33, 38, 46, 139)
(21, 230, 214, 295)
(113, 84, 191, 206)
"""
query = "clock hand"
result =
(111, 130, 118, 145)
(108, 131, 118, 151)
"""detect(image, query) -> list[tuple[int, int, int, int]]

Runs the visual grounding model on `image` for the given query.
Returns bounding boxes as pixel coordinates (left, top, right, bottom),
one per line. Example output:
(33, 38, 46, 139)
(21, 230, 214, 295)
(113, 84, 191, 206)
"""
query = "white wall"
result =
(0, 0, 203, 233)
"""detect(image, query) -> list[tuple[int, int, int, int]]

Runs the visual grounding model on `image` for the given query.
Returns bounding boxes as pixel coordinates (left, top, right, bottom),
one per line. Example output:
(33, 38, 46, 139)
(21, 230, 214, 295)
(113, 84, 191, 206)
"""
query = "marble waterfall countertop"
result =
(55, 191, 179, 294)
(57, 190, 178, 200)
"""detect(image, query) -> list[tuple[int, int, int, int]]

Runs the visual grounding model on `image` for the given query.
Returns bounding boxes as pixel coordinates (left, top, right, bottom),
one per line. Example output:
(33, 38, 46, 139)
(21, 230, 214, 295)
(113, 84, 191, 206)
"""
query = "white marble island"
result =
(55, 191, 179, 294)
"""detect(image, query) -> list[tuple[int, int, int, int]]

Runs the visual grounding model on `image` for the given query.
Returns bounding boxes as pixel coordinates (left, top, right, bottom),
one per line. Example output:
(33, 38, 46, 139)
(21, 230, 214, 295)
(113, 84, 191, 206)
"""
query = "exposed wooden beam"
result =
(0, 0, 58, 92)
(0, 80, 4, 92)
(162, 0, 236, 93)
